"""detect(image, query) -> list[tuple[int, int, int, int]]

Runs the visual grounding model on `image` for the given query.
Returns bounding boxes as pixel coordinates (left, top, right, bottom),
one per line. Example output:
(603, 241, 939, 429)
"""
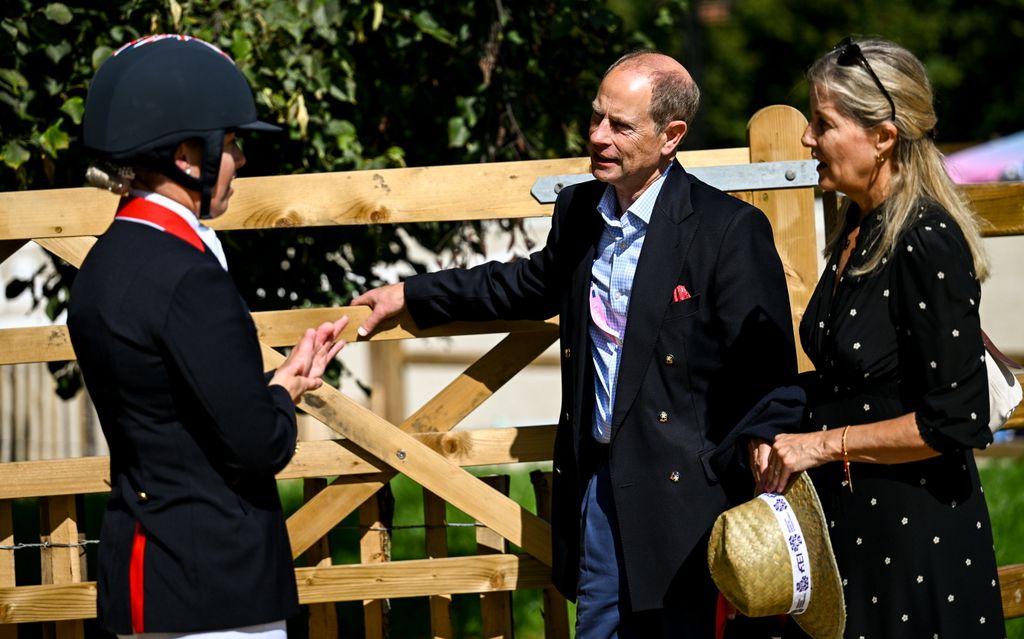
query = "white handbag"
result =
(983, 331, 1023, 432)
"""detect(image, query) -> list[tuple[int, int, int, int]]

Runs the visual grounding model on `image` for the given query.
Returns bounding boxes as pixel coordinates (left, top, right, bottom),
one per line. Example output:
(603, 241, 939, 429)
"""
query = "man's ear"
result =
(662, 120, 688, 156)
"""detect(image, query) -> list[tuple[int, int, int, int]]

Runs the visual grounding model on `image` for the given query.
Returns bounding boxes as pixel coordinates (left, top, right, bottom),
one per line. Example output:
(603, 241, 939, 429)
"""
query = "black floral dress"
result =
(793, 200, 1005, 638)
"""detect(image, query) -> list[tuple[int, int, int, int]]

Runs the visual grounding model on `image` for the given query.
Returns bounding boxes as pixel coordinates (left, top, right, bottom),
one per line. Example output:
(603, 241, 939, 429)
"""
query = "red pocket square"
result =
(672, 285, 692, 302)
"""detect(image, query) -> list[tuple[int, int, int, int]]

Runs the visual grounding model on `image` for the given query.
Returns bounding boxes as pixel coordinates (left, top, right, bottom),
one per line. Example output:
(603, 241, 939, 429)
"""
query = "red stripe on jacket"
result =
(130, 522, 147, 633)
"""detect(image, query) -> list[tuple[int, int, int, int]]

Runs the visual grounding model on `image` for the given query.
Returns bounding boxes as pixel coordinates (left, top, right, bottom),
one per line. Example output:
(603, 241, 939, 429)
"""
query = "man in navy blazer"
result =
(353, 51, 795, 637)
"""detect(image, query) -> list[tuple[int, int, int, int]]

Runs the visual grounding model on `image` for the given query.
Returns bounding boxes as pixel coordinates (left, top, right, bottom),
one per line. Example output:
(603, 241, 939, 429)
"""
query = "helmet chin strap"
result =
(151, 132, 224, 219)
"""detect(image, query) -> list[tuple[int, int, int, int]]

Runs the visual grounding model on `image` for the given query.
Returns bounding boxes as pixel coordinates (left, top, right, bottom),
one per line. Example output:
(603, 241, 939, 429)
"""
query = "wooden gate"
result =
(1, 105, 1023, 637)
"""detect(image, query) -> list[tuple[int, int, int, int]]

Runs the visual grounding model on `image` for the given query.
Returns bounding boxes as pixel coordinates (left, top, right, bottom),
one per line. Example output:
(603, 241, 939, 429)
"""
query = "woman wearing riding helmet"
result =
(69, 34, 347, 638)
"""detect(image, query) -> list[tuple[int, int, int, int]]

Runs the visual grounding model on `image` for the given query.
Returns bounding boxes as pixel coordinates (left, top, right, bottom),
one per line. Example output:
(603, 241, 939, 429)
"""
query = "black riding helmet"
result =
(83, 35, 280, 218)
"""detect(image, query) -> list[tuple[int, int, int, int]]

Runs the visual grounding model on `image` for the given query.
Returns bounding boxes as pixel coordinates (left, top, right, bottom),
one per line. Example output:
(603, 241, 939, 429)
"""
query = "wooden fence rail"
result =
(1, 104, 1023, 637)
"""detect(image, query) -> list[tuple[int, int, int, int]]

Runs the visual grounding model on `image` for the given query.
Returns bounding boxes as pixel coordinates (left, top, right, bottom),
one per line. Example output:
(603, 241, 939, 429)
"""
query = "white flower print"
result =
(937, 271, 945, 279)
(853, 342, 861, 349)
(907, 245, 914, 252)
(902, 614, 909, 622)
(919, 301, 927, 309)
(948, 594, 955, 602)
(917, 575, 924, 583)
(850, 308, 857, 317)
(856, 537, 863, 545)
(871, 498, 878, 506)
(933, 536, 941, 544)
(901, 517, 908, 525)
(864, 403, 871, 411)
(952, 329, 959, 337)
(930, 361, 937, 369)
(883, 288, 890, 297)
(884, 557, 891, 565)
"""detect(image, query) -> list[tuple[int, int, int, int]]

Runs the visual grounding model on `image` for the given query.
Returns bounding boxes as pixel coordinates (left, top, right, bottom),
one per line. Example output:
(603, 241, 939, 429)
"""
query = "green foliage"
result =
(1, 0, 633, 325)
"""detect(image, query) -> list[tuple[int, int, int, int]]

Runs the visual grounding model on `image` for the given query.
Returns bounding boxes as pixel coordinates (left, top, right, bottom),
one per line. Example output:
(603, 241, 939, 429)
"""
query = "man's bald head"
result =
(604, 50, 700, 132)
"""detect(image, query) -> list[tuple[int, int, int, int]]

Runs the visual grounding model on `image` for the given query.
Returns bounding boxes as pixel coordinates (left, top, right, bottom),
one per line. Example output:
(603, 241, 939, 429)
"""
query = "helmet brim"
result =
(237, 119, 283, 133)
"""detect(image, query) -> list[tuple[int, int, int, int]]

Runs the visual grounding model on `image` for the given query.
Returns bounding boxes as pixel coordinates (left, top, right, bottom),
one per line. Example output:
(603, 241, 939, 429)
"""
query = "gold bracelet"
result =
(841, 426, 853, 493)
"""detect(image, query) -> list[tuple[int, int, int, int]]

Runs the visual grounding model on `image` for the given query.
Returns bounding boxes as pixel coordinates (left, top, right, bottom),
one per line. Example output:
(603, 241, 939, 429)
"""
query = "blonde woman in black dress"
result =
(757, 38, 1005, 638)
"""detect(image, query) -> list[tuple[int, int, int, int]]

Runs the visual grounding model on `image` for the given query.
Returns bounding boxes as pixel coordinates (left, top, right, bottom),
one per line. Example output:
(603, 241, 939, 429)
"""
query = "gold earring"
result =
(875, 154, 886, 165)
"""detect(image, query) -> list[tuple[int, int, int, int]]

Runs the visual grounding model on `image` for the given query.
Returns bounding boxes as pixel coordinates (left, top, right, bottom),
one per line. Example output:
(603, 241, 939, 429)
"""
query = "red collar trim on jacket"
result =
(115, 197, 206, 253)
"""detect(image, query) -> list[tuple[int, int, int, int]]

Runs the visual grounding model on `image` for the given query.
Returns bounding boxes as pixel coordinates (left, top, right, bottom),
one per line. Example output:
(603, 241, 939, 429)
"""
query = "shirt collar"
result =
(130, 190, 202, 232)
(596, 161, 674, 227)
(129, 189, 229, 271)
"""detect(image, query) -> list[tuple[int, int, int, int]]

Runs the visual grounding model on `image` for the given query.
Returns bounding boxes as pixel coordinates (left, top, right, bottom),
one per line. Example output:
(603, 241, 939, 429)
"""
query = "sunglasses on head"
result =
(834, 36, 896, 123)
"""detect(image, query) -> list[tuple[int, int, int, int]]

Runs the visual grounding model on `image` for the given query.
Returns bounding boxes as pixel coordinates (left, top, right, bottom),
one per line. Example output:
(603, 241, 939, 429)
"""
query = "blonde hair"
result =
(808, 38, 989, 280)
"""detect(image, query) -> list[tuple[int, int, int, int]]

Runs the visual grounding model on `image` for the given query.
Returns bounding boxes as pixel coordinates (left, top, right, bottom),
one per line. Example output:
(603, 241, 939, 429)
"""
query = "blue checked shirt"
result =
(589, 165, 671, 443)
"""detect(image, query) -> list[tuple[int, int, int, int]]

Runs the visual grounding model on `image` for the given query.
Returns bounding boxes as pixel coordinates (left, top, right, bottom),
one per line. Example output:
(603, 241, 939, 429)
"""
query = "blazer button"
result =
(664, 354, 675, 365)
(669, 471, 680, 482)
(563, 348, 571, 359)
(137, 491, 149, 503)
(658, 411, 669, 423)
(564, 410, 571, 422)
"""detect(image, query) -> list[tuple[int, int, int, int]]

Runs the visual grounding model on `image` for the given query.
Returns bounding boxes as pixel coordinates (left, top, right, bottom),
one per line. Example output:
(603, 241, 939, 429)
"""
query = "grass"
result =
(979, 458, 1024, 639)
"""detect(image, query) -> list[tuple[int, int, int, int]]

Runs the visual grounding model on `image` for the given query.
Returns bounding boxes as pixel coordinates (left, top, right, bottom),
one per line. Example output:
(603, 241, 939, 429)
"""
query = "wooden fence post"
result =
(365, 341, 403, 638)
(360, 485, 394, 639)
(423, 489, 453, 639)
(477, 475, 513, 639)
(530, 471, 570, 639)
(0, 499, 16, 639)
(747, 105, 818, 373)
(39, 495, 84, 639)
(303, 477, 339, 639)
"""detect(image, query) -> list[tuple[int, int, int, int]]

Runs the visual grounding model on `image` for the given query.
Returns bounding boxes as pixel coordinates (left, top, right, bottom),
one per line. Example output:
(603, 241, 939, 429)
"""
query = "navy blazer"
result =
(68, 217, 299, 634)
(405, 163, 796, 611)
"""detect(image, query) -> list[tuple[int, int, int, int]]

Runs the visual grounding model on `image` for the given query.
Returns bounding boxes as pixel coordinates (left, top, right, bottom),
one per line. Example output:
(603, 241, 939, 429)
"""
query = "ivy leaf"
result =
(0, 68, 28, 95)
(230, 29, 252, 60)
(372, 2, 384, 31)
(447, 116, 470, 148)
(44, 41, 72, 64)
(412, 11, 457, 47)
(1, 140, 30, 169)
(38, 119, 70, 158)
(43, 3, 73, 25)
(59, 96, 84, 125)
(91, 45, 113, 70)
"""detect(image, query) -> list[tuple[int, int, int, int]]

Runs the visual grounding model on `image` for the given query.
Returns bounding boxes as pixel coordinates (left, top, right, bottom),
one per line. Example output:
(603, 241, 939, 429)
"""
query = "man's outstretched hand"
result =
(351, 282, 406, 337)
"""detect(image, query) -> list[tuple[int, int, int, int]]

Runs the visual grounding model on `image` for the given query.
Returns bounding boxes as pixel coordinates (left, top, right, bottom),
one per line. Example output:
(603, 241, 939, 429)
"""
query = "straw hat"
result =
(707, 472, 845, 639)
